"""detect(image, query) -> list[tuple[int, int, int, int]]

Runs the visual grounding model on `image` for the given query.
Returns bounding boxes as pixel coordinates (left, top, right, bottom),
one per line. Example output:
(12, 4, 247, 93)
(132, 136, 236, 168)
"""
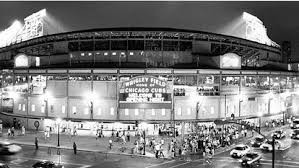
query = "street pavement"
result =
(146, 125, 299, 168)
(0, 124, 298, 168)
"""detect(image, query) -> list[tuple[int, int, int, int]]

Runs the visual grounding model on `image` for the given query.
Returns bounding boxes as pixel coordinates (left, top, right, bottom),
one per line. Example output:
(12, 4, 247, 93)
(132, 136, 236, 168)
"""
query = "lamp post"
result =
(238, 95, 243, 118)
(85, 91, 97, 120)
(56, 118, 62, 147)
(143, 130, 146, 155)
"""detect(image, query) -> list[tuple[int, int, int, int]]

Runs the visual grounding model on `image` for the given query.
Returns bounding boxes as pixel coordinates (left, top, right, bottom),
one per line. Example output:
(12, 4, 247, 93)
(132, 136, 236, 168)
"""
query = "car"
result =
(0, 163, 9, 168)
(290, 119, 299, 129)
(240, 152, 262, 167)
(271, 130, 286, 139)
(32, 161, 64, 168)
(230, 144, 251, 158)
(0, 141, 22, 155)
(260, 139, 281, 151)
(250, 136, 266, 147)
(290, 129, 299, 139)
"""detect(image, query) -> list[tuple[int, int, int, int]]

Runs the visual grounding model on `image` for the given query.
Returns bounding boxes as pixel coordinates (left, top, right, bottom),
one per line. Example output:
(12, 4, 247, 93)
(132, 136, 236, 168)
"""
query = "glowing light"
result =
(56, 118, 62, 124)
(242, 12, 279, 47)
(7, 91, 19, 100)
(220, 53, 241, 69)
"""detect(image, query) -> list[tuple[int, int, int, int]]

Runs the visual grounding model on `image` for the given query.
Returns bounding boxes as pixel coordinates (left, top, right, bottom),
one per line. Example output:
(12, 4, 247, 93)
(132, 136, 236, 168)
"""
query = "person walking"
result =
(35, 137, 39, 150)
(109, 139, 113, 150)
(21, 126, 26, 136)
(73, 142, 77, 154)
(11, 127, 15, 136)
(126, 131, 130, 142)
(7, 128, 11, 137)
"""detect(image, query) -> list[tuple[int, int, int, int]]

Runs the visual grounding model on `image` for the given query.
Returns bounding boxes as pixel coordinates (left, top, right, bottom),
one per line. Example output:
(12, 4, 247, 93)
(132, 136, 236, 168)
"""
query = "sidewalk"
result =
(0, 124, 290, 160)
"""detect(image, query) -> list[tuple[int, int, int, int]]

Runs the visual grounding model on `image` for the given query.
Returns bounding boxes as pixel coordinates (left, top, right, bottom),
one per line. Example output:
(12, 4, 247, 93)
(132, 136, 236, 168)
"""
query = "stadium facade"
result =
(0, 10, 299, 136)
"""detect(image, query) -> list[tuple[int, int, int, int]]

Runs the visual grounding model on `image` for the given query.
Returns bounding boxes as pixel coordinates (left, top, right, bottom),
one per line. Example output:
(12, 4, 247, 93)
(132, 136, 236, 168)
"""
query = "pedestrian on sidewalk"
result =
(126, 131, 130, 142)
(109, 139, 113, 150)
(73, 142, 77, 154)
(11, 127, 15, 136)
(21, 126, 26, 136)
(35, 137, 39, 150)
(7, 128, 11, 137)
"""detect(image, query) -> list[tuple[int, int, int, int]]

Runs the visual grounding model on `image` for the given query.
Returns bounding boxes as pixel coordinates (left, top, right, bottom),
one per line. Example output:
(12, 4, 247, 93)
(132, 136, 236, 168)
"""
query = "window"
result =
(84, 108, 89, 115)
(110, 107, 114, 115)
(95, 41, 110, 50)
(129, 52, 134, 56)
(151, 109, 155, 116)
(162, 109, 165, 116)
(62, 105, 65, 114)
(36, 57, 40, 67)
(111, 40, 127, 50)
(211, 107, 215, 114)
(22, 104, 26, 111)
(18, 104, 22, 111)
(135, 109, 139, 116)
(128, 40, 144, 50)
(104, 52, 108, 56)
(125, 109, 129, 116)
(72, 106, 77, 114)
(31, 104, 35, 112)
(97, 108, 102, 115)
(187, 108, 191, 115)
(177, 107, 182, 116)
(112, 52, 116, 55)
(41, 105, 45, 113)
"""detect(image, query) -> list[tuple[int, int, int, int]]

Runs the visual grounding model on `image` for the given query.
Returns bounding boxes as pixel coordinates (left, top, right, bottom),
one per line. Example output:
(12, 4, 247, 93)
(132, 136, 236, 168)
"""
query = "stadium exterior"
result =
(0, 27, 299, 136)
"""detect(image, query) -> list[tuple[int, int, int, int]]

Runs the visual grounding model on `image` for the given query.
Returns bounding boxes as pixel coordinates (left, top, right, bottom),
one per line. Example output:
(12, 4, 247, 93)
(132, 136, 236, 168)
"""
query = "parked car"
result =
(230, 144, 251, 158)
(271, 130, 286, 139)
(290, 119, 299, 129)
(290, 129, 299, 139)
(240, 152, 262, 167)
(0, 141, 22, 155)
(32, 161, 64, 168)
(260, 139, 281, 151)
(251, 136, 266, 147)
(0, 163, 9, 168)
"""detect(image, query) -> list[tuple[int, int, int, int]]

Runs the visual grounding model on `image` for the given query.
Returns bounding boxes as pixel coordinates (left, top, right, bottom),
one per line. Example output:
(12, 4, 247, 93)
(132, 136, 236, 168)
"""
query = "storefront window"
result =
(197, 75, 220, 96)
(93, 74, 117, 81)
(279, 76, 287, 92)
(174, 75, 197, 96)
(270, 76, 280, 92)
(47, 75, 68, 81)
(286, 76, 293, 89)
(68, 74, 92, 81)
(241, 76, 257, 88)
(257, 76, 270, 90)
(29, 75, 47, 95)
(221, 76, 240, 86)
(14, 75, 29, 93)
(293, 77, 299, 89)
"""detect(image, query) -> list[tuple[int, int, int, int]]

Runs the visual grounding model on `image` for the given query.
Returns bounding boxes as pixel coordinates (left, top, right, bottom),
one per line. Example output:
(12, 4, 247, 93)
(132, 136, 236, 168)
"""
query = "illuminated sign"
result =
(14, 54, 29, 68)
(119, 76, 172, 109)
(220, 53, 241, 69)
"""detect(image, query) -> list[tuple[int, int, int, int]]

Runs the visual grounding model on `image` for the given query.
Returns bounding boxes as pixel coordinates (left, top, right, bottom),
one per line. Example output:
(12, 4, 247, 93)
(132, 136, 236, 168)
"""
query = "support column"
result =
(66, 71, 70, 119)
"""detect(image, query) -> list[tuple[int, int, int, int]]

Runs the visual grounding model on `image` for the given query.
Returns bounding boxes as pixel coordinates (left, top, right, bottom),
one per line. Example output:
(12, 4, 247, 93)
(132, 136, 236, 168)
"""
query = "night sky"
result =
(0, 1, 299, 61)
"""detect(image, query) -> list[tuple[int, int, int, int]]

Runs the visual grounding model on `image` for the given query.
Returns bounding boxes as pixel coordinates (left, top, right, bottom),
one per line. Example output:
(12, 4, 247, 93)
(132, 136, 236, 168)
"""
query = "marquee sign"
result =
(119, 76, 172, 109)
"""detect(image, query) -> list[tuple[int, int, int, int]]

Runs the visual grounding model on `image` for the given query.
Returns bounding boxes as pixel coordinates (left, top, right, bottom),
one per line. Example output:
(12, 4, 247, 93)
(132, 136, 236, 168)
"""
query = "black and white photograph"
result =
(0, 1, 299, 168)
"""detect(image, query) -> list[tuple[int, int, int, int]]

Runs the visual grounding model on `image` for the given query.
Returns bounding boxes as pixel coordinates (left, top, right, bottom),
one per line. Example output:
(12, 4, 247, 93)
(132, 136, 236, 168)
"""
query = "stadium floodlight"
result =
(242, 12, 262, 24)
(40, 9, 47, 17)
